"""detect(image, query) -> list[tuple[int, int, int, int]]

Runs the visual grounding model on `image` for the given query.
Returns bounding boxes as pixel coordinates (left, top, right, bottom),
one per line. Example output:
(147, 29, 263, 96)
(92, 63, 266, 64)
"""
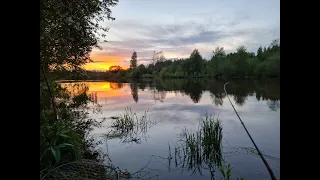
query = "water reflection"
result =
(58, 80, 280, 179)
(61, 82, 90, 96)
(60, 79, 280, 111)
(133, 79, 280, 111)
(89, 92, 98, 104)
(138, 83, 147, 91)
(130, 83, 139, 103)
(267, 100, 280, 111)
(152, 90, 166, 103)
(184, 80, 203, 103)
(110, 82, 123, 90)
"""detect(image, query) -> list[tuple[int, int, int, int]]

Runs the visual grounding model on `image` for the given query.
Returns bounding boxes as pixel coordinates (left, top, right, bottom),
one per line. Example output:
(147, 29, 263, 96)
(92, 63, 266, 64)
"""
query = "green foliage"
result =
(40, 83, 103, 176)
(159, 68, 168, 78)
(103, 108, 153, 144)
(265, 55, 280, 77)
(257, 46, 264, 62)
(40, 0, 118, 177)
(111, 107, 136, 130)
(183, 49, 204, 75)
(173, 114, 244, 179)
(40, 0, 118, 71)
(173, 114, 223, 177)
(219, 164, 245, 180)
(141, 73, 154, 78)
(203, 116, 223, 166)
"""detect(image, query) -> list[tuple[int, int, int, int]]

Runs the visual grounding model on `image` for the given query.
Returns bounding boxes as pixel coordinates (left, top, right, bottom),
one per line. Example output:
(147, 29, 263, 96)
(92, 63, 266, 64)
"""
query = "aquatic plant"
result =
(171, 113, 244, 180)
(103, 107, 155, 144)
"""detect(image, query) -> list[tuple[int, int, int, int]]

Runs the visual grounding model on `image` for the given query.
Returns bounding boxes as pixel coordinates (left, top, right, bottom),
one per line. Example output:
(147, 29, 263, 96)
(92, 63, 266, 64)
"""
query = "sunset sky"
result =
(84, 0, 280, 71)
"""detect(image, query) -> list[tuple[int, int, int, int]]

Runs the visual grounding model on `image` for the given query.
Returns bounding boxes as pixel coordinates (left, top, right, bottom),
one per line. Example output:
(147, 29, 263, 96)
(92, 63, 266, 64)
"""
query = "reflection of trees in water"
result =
(253, 80, 280, 101)
(59, 83, 97, 106)
(148, 79, 204, 103)
(138, 83, 147, 91)
(57, 82, 102, 113)
(207, 82, 226, 107)
(109, 82, 123, 90)
(210, 93, 224, 106)
(224, 83, 248, 107)
(146, 83, 166, 102)
(153, 90, 166, 103)
(181, 80, 204, 103)
(89, 92, 98, 104)
(186, 90, 202, 103)
(233, 95, 247, 107)
(207, 79, 279, 109)
(125, 79, 280, 110)
(256, 92, 262, 101)
(130, 83, 139, 103)
(267, 100, 280, 111)
(61, 82, 89, 96)
(62, 80, 280, 111)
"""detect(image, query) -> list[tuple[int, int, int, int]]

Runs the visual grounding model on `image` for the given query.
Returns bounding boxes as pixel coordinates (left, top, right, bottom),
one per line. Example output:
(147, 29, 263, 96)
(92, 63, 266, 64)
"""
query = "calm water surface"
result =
(61, 79, 280, 180)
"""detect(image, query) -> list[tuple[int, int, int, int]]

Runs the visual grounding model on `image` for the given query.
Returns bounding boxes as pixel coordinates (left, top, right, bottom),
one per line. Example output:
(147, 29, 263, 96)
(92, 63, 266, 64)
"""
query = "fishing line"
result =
(224, 82, 277, 180)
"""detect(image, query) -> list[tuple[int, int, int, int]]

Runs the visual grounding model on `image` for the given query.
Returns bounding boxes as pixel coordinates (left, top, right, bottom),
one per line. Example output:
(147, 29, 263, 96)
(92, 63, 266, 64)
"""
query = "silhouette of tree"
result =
(130, 51, 137, 69)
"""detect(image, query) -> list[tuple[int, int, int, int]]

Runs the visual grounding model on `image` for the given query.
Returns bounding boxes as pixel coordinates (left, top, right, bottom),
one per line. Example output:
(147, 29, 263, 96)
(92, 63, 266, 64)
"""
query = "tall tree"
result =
(189, 49, 203, 74)
(182, 49, 204, 76)
(40, 0, 119, 71)
(209, 46, 226, 76)
(236, 45, 247, 55)
(212, 46, 226, 59)
(234, 45, 249, 77)
(40, 0, 118, 175)
(257, 46, 263, 61)
(130, 51, 138, 69)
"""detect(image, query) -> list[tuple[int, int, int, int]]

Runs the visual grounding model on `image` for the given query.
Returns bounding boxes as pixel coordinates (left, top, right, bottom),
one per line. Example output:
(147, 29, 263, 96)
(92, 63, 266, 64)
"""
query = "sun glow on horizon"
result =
(83, 55, 129, 71)
(84, 51, 188, 71)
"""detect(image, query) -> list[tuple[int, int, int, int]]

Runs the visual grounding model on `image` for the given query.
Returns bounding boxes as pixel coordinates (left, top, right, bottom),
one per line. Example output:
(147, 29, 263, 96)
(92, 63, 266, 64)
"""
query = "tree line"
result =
(125, 40, 280, 79)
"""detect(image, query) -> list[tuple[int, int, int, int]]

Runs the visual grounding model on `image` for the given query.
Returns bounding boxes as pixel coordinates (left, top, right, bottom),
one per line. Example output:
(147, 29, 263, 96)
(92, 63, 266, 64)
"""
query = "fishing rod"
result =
(224, 82, 277, 180)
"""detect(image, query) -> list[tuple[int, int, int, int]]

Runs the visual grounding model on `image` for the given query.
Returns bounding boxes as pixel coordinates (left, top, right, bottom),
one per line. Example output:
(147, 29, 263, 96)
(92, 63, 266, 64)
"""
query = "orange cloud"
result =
(83, 55, 129, 71)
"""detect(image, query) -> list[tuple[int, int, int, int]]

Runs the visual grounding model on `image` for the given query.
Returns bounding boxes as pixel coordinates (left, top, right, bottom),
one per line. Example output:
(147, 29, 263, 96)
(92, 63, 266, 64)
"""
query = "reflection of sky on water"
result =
(61, 81, 280, 180)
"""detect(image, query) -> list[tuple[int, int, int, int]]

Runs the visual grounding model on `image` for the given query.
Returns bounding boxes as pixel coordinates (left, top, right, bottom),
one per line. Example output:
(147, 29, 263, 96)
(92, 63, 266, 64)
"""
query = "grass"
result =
(173, 114, 223, 176)
(103, 107, 155, 144)
(111, 107, 148, 130)
(172, 113, 244, 180)
(202, 115, 223, 167)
